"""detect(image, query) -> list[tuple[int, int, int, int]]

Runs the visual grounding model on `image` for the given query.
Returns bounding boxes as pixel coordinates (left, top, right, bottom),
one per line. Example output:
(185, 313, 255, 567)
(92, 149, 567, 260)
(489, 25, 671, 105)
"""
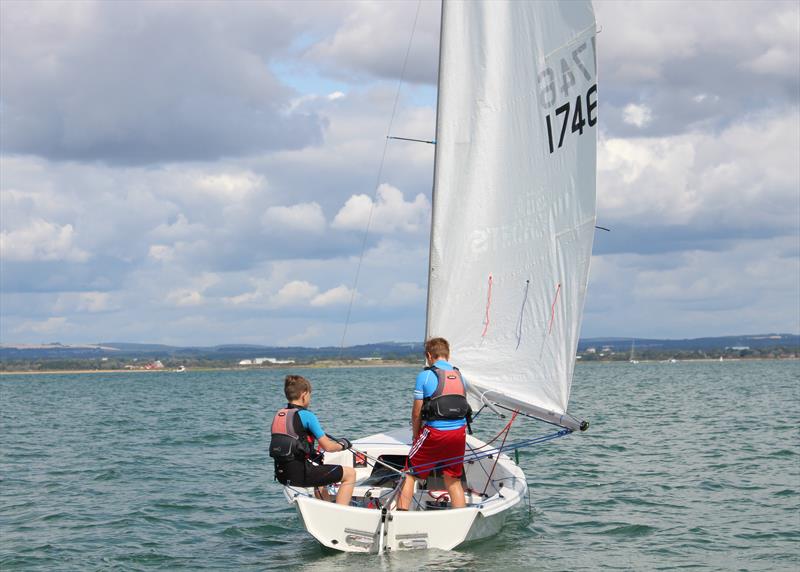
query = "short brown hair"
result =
(425, 337, 450, 360)
(284, 375, 311, 401)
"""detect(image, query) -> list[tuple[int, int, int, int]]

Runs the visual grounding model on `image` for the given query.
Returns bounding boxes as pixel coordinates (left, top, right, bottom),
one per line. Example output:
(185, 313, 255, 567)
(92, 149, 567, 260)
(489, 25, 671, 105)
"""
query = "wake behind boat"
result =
(280, 0, 598, 552)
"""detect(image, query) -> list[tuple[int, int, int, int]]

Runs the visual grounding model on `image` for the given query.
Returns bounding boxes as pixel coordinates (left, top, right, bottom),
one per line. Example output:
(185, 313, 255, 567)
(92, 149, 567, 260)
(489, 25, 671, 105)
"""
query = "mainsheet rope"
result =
(348, 427, 571, 478)
(481, 410, 519, 495)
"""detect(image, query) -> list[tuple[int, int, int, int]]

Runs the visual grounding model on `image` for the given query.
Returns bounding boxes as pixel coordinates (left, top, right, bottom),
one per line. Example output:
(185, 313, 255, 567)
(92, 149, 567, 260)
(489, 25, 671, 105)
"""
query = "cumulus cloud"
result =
(598, 108, 799, 236)
(164, 273, 219, 307)
(306, 0, 440, 84)
(262, 202, 327, 234)
(1, 219, 89, 262)
(311, 285, 355, 307)
(584, 236, 800, 338)
(281, 325, 324, 346)
(194, 173, 264, 202)
(53, 291, 114, 314)
(273, 280, 320, 307)
(0, 1, 797, 346)
(14, 316, 69, 335)
(595, 1, 799, 136)
(387, 282, 426, 305)
(0, 1, 326, 164)
(622, 103, 653, 128)
(332, 184, 430, 234)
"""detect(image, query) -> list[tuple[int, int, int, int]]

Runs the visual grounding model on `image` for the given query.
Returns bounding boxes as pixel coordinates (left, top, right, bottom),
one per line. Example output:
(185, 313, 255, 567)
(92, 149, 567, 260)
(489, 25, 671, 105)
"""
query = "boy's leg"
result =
(335, 467, 356, 506)
(396, 474, 417, 510)
(443, 474, 466, 508)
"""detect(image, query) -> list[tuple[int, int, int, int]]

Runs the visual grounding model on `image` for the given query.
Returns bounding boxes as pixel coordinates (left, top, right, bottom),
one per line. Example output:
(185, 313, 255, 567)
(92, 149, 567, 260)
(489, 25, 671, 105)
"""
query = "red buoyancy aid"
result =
(420, 365, 472, 421)
(269, 405, 313, 461)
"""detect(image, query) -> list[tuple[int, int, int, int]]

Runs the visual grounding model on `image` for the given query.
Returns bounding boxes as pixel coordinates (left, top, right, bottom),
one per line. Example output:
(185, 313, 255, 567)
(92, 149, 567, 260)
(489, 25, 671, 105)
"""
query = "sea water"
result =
(1, 361, 798, 570)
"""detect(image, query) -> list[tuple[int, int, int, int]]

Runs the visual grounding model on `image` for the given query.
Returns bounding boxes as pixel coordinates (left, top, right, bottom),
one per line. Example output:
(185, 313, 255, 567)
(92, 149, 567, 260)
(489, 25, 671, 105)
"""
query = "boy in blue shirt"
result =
(397, 338, 469, 510)
(269, 375, 355, 505)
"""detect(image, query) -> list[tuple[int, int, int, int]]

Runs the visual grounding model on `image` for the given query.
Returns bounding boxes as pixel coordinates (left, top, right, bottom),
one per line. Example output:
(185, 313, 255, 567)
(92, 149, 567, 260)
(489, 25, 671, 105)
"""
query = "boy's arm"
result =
(318, 434, 348, 452)
(411, 399, 423, 442)
(412, 369, 429, 442)
(301, 410, 349, 452)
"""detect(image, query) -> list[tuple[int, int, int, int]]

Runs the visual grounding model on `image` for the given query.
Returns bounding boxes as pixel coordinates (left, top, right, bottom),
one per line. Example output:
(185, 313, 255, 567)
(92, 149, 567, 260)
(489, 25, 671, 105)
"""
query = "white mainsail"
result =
(427, 0, 597, 430)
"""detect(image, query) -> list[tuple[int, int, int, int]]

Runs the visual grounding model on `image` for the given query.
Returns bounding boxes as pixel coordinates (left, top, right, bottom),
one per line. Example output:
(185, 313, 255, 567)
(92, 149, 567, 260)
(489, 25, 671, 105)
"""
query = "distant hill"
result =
(0, 341, 425, 361)
(577, 333, 799, 352)
(1, 335, 796, 361)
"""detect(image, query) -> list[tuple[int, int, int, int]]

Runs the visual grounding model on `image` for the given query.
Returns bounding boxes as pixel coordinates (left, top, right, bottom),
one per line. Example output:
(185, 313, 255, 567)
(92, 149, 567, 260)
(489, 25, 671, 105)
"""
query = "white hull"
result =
(282, 428, 526, 552)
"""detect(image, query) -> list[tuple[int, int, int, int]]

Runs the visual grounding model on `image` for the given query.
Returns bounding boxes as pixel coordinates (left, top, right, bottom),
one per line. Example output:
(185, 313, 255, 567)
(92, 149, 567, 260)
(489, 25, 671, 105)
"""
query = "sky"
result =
(1, 0, 798, 347)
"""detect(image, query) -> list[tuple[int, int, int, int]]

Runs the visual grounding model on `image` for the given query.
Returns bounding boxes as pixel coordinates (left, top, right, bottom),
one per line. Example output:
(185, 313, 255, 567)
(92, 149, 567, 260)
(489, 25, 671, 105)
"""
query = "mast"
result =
(423, 0, 447, 343)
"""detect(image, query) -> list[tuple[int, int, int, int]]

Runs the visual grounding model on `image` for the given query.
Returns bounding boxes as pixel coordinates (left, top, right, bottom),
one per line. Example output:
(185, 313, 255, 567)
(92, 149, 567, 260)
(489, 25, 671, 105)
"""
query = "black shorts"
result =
(275, 460, 344, 487)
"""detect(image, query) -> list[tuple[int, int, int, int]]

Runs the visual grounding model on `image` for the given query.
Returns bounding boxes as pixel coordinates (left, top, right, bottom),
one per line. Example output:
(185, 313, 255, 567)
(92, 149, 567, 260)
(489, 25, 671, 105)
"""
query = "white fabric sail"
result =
(427, 0, 597, 430)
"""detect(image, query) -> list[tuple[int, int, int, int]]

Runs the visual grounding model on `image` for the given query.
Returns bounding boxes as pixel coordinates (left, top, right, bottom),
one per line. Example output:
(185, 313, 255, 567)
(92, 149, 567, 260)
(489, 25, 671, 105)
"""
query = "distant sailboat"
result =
(630, 339, 639, 364)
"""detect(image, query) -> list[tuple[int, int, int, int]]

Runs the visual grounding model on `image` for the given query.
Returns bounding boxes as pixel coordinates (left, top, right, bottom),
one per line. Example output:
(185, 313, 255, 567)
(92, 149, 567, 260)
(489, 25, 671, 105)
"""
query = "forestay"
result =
(427, 0, 597, 430)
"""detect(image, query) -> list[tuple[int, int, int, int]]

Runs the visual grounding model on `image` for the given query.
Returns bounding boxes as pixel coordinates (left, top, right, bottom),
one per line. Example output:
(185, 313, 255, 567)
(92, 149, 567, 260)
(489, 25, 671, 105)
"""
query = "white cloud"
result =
(281, 324, 324, 346)
(584, 236, 800, 338)
(598, 108, 800, 228)
(54, 292, 114, 313)
(0, 1, 797, 346)
(306, 0, 440, 84)
(387, 282, 425, 305)
(596, 1, 800, 81)
(332, 184, 430, 234)
(744, 7, 800, 77)
(148, 244, 175, 262)
(149, 214, 203, 242)
(165, 273, 220, 307)
(0, 219, 89, 262)
(262, 202, 326, 234)
(311, 285, 355, 307)
(194, 172, 264, 201)
(622, 103, 653, 128)
(272, 280, 320, 307)
(75, 292, 112, 313)
(167, 289, 205, 307)
(15, 317, 68, 335)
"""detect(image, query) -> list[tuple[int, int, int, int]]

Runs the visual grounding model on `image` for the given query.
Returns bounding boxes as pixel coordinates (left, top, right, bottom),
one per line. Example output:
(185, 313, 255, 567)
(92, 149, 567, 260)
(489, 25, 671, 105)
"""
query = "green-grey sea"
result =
(1, 360, 798, 570)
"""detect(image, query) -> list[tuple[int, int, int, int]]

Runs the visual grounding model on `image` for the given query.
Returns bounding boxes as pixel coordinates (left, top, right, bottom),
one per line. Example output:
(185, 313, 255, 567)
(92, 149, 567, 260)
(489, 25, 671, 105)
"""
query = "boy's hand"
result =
(336, 437, 352, 450)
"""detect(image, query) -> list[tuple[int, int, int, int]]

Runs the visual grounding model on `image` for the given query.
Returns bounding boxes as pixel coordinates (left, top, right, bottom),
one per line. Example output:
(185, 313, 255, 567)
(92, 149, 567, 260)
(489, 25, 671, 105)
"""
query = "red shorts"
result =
(408, 426, 466, 479)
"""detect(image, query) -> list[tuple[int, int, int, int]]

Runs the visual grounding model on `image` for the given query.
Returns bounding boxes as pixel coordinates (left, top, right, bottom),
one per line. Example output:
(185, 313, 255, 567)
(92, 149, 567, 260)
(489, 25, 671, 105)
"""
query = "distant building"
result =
(728, 346, 750, 351)
(585, 347, 596, 354)
(359, 357, 382, 361)
(245, 357, 295, 365)
(144, 360, 164, 370)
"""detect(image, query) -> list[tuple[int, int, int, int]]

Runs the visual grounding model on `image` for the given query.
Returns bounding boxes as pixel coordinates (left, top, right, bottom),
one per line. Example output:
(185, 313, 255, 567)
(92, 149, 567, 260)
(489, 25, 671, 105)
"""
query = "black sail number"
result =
(545, 83, 597, 154)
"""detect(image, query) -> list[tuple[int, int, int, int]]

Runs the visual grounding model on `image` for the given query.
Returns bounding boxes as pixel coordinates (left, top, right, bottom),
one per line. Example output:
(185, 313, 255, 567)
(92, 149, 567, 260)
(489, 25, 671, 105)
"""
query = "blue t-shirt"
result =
(295, 408, 325, 440)
(414, 359, 467, 431)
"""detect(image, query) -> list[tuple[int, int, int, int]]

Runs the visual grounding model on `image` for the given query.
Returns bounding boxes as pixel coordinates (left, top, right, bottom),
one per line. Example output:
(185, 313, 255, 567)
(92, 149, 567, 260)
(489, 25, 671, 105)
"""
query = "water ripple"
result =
(1, 362, 798, 570)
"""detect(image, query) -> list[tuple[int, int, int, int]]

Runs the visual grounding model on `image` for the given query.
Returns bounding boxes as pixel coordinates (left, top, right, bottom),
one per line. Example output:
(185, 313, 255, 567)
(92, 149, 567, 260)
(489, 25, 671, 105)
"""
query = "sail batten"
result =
(427, 0, 597, 424)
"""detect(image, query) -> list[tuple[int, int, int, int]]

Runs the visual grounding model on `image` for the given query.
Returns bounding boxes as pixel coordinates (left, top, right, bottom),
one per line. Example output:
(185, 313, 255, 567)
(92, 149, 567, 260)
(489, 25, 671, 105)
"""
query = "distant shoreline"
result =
(0, 361, 421, 376)
(1, 357, 796, 376)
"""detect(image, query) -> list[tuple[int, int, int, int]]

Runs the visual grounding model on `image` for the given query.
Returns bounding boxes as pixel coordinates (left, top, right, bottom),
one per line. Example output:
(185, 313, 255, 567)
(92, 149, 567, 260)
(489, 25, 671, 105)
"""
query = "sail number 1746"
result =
(545, 84, 597, 154)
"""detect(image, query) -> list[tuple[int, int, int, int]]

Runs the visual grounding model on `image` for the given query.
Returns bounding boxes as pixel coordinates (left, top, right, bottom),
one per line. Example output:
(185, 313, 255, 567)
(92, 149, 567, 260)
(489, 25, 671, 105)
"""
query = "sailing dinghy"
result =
(281, 0, 598, 552)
